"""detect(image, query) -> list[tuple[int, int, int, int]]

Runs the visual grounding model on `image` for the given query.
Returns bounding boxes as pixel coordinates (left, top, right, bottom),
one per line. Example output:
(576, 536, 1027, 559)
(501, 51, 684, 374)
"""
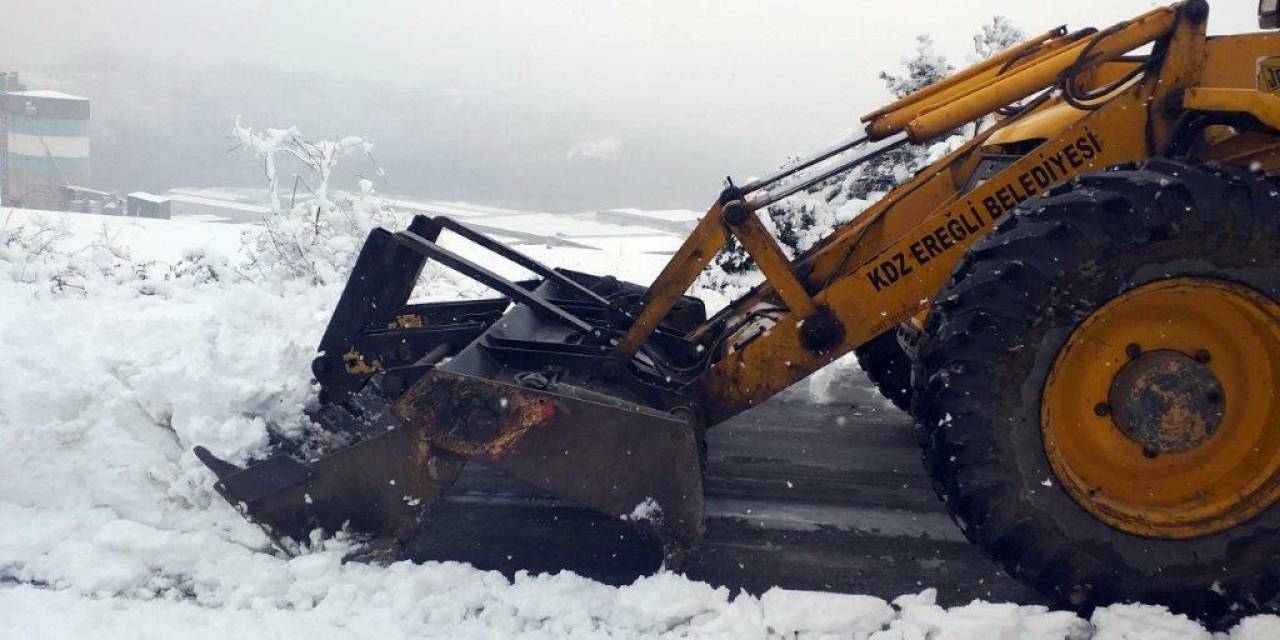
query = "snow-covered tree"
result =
(705, 18, 1022, 288)
(972, 16, 1027, 63)
(970, 17, 1028, 132)
(232, 118, 389, 285)
(879, 35, 953, 100)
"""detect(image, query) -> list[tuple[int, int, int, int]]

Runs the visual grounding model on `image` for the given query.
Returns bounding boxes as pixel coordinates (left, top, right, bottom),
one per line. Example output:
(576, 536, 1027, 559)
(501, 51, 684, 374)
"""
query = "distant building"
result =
(0, 72, 25, 93)
(126, 191, 171, 219)
(1, 85, 90, 211)
(64, 185, 121, 215)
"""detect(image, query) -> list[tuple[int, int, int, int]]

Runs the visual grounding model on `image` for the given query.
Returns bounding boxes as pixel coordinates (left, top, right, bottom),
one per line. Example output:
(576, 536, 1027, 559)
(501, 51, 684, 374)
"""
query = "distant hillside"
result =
(20, 53, 735, 212)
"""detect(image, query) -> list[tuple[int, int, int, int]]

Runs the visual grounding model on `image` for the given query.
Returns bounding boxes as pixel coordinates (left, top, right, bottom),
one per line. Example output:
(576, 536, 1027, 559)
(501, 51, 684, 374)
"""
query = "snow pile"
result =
(804, 352, 890, 409)
(0, 211, 1277, 639)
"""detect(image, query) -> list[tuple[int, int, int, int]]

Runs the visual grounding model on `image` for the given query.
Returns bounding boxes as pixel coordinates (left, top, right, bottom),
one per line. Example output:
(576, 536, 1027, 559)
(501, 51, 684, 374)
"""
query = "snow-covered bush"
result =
(0, 212, 73, 286)
(0, 120, 394, 294)
(1, 213, 143, 295)
(0, 211, 235, 296)
(169, 247, 234, 285)
(705, 17, 1025, 293)
(232, 118, 390, 286)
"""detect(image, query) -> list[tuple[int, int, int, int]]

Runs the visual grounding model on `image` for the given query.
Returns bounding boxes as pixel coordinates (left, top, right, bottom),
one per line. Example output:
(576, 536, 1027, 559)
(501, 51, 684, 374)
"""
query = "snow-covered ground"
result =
(1, 206, 1276, 639)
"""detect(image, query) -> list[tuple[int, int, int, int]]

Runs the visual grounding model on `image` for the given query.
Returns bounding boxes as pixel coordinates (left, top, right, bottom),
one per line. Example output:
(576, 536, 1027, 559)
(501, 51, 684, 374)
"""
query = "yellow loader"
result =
(196, 0, 1280, 622)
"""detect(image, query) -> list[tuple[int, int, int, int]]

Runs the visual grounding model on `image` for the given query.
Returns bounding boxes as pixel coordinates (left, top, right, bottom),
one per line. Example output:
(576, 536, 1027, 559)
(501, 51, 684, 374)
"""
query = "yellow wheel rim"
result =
(1042, 278, 1280, 538)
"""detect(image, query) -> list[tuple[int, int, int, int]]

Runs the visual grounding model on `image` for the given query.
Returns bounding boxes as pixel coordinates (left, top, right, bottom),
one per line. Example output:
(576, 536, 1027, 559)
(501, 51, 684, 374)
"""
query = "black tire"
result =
(912, 159, 1280, 626)
(853, 327, 916, 413)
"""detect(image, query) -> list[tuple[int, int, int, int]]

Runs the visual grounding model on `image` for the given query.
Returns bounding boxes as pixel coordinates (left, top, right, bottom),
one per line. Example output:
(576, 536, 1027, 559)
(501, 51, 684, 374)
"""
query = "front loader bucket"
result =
(197, 214, 710, 562)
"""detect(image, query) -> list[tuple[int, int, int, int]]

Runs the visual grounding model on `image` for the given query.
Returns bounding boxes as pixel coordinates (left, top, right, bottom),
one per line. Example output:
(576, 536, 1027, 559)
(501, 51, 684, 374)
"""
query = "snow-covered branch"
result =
(231, 118, 389, 285)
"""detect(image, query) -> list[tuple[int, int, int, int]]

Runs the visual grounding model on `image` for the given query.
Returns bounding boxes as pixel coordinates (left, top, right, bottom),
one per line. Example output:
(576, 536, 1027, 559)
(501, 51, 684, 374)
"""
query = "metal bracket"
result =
(394, 223, 609, 344)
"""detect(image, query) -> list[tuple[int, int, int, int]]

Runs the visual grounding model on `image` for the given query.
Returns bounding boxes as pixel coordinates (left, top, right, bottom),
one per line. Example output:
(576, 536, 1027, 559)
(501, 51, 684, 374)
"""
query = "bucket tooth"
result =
(194, 398, 466, 547)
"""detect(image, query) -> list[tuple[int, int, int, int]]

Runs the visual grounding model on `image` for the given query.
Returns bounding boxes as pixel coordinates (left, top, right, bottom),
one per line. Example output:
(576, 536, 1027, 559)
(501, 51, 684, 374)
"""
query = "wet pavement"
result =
(405, 392, 1046, 607)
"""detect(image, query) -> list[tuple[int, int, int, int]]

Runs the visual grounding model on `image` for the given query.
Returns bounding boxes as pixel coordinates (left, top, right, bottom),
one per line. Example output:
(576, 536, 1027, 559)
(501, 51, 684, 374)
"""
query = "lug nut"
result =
(1125, 343, 1143, 359)
(1194, 349, 1212, 363)
(1094, 402, 1111, 416)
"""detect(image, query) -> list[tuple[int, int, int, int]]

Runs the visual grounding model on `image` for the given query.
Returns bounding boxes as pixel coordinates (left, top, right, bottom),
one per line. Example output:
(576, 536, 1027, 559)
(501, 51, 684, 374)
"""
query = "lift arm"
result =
(616, 1, 1209, 424)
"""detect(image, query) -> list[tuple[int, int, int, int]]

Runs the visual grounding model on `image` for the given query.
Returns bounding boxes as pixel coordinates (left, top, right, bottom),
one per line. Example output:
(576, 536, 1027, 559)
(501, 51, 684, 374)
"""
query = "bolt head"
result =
(722, 200, 751, 225)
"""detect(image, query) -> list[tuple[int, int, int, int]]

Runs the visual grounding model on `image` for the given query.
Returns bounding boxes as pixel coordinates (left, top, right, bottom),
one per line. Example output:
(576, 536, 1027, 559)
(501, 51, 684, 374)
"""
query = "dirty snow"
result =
(1, 208, 1277, 639)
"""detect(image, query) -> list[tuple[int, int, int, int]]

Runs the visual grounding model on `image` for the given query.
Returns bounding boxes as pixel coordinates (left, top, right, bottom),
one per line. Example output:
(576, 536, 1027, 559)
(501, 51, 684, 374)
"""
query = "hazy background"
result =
(0, 1, 1260, 211)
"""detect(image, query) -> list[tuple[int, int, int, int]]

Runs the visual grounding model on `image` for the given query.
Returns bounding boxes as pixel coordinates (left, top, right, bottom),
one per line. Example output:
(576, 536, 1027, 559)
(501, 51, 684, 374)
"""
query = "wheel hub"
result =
(1108, 349, 1225, 455)
(1041, 278, 1280, 538)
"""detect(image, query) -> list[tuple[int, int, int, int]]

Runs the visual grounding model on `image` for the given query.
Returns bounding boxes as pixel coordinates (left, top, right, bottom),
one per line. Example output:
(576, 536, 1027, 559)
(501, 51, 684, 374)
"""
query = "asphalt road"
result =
(404, 391, 1046, 607)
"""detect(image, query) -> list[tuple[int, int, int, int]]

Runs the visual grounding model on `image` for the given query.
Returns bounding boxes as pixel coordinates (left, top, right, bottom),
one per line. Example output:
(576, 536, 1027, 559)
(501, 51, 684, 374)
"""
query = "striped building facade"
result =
(1, 90, 90, 210)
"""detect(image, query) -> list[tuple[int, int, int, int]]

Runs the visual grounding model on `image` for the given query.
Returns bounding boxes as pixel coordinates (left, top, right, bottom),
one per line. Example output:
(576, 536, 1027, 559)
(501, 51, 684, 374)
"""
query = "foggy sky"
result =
(0, 1, 1261, 211)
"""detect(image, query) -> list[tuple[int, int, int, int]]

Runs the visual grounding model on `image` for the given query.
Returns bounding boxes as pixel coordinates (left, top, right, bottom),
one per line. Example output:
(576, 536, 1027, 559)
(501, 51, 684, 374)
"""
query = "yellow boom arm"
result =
(612, 0, 1280, 424)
